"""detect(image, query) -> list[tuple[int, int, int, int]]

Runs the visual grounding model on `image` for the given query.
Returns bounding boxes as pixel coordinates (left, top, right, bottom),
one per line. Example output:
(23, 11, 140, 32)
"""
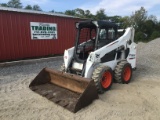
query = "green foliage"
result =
(148, 15, 158, 24)
(1, 0, 23, 8)
(0, 3, 8, 7)
(84, 10, 94, 18)
(127, 7, 160, 42)
(65, 10, 76, 16)
(55, 11, 64, 14)
(33, 5, 42, 11)
(24, 4, 42, 11)
(64, 8, 94, 19)
(49, 10, 55, 13)
(7, 0, 23, 8)
(0, 0, 42, 11)
(108, 16, 121, 23)
(142, 20, 155, 38)
(95, 9, 107, 20)
(24, 5, 32, 10)
(119, 16, 131, 28)
(150, 31, 160, 40)
(75, 8, 85, 18)
(0, 0, 160, 42)
(135, 31, 146, 42)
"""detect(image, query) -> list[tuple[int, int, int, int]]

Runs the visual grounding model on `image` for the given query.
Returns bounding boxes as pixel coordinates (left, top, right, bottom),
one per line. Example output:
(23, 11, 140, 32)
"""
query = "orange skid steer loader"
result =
(29, 20, 137, 113)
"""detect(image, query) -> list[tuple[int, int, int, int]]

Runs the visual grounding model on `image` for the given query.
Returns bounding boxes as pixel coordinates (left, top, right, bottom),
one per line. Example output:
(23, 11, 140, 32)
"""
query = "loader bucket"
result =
(29, 68, 98, 113)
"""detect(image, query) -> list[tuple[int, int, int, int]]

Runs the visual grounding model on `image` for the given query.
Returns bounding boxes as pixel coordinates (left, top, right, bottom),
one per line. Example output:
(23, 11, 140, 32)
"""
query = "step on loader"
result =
(29, 20, 137, 113)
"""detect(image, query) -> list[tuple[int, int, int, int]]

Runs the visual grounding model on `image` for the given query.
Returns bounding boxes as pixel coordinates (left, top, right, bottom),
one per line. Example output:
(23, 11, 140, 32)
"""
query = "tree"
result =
(25, 5, 32, 10)
(118, 16, 131, 28)
(148, 15, 158, 24)
(0, 3, 8, 7)
(85, 10, 90, 16)
(143, 20, 155, 38)
(55, 11, 64, 14)
(84, 10, 94, 19)
(95, 9, 107, 20)
(150, 31, 160, 40)
(49, 10, 55, 13)
(75, 8, 85, 18)
(155, 22, 160, 31)
(65, 10, 76, 16)
(130, 7, 147, 30)
(135, 31, 146, 42)
(7, 0, 23, 8)
(127, 7, 150, 42)
(110, 16, 121, 22)
(33, 5, 42, 11)
(65, 9, 94, 18)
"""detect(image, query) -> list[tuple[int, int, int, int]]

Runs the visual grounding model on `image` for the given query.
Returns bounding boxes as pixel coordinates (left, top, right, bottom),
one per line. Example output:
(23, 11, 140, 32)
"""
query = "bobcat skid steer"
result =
(29, 20, 137, 113)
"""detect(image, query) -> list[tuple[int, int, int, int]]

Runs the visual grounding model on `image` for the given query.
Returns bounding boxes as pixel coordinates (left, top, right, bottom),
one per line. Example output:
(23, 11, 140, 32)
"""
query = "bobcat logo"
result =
(96, 54, 100, 58)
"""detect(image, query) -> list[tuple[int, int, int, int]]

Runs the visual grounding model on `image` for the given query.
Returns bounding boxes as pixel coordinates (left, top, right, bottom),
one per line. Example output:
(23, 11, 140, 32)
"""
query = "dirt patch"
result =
(0, 38, 160, 120)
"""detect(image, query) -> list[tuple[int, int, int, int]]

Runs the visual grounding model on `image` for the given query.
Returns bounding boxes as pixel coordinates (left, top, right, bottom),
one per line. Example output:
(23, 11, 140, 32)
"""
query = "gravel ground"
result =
(0, 38, 160, 120)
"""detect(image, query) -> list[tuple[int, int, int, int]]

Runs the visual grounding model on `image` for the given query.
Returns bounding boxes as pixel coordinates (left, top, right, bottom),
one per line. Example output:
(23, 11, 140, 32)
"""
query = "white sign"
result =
(30, 22, 57, 40)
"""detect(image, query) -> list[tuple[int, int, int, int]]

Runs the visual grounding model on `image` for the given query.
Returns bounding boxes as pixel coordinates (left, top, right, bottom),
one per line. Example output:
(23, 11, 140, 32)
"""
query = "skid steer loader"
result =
(29, 20, 137, 113)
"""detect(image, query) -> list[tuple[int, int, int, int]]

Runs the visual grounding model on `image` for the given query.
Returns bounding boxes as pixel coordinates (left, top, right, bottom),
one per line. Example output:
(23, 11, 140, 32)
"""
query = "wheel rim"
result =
(123, 66, 131, 82)
(101, 71, 112, 88)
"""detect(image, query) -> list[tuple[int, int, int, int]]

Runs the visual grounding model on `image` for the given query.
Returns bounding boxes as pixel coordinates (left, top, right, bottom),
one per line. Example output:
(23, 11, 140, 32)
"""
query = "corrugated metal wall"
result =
(0, 10, 80, 61)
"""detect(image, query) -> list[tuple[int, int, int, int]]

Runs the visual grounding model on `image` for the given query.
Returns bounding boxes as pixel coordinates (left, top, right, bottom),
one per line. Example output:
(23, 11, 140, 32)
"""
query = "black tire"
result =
(114, 60, 132, 84)
(92, 65, 113, 94)
(59, 63, 65, 72)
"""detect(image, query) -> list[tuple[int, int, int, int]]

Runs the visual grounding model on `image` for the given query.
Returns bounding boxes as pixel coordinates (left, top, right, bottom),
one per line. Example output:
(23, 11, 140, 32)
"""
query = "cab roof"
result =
(76, 20, 118, 29)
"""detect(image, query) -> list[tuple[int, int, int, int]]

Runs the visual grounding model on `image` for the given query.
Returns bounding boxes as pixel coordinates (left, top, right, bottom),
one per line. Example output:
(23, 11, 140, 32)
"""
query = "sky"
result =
(1, 0, 160, 19)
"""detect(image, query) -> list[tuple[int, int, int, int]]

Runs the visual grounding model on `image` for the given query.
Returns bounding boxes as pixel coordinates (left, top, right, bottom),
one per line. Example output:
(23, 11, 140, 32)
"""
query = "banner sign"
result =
(30, 22, 57, 40)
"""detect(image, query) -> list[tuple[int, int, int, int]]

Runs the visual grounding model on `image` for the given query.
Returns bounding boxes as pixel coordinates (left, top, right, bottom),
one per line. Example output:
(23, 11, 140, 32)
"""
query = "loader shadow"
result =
(131, 64, 155, 82)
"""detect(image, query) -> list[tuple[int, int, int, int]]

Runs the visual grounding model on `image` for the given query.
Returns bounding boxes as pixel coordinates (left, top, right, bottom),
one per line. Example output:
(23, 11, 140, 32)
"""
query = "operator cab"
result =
(74, 20, 118, 62)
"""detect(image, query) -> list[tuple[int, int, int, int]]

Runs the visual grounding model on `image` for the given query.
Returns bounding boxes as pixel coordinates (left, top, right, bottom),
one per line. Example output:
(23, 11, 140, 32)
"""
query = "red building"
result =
(0, 7, 81, 61)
